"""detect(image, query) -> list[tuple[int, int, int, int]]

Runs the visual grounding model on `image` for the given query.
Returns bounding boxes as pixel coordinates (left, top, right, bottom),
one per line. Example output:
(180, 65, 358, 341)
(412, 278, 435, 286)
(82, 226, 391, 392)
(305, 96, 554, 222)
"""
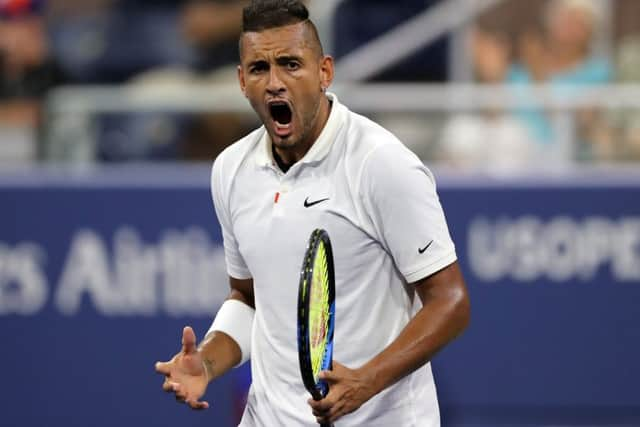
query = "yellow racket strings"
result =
(308, 241, 331, 380)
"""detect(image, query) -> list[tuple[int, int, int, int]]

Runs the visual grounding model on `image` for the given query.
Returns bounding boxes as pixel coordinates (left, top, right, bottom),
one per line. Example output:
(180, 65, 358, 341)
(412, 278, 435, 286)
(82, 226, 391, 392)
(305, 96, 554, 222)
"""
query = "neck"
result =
(272, 145, 293, 173)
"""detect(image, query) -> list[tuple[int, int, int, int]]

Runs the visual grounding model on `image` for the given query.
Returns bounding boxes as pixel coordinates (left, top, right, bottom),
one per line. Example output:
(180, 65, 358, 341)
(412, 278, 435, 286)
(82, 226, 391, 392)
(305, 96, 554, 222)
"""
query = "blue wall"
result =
(1, 166, 639, 426)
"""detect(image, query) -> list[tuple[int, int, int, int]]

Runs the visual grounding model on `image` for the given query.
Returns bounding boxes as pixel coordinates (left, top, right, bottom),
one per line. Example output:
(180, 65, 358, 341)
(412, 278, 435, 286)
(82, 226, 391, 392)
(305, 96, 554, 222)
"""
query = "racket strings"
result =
(308, 242, 331, 380)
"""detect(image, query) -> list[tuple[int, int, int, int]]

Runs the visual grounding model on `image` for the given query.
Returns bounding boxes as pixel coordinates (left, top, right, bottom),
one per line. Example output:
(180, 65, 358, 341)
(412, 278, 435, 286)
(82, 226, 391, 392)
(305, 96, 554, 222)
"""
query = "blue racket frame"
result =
(297, 228, 336, 402)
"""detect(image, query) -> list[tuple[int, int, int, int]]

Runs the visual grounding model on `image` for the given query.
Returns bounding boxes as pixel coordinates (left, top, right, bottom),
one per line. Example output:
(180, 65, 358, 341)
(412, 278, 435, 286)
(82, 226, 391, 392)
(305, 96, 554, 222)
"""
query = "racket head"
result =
(297, 229, 336, 401)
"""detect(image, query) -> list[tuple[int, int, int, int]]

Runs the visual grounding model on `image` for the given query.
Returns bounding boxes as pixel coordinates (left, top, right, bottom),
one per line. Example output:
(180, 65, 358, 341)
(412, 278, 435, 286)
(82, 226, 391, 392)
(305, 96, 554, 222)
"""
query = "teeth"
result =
(269, 100, 293, 128)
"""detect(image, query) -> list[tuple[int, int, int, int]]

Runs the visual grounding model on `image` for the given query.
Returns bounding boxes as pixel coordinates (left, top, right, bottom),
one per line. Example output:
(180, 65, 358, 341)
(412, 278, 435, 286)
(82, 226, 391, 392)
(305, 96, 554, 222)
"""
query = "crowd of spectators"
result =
(1, 0, 639, 168)
(440, 0, 640, 170)
(0, 0, 255, 164)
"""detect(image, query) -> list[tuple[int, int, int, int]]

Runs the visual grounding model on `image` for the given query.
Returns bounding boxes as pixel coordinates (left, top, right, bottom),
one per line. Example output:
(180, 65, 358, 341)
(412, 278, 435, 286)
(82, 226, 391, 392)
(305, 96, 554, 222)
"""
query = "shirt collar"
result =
(254, 92, 346, 168)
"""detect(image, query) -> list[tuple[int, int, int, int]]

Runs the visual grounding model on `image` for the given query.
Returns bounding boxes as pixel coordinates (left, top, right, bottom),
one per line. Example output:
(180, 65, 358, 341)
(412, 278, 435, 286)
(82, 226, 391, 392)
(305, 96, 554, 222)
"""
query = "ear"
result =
(237, 64, 247, 97)
(319, 55, 334, 92)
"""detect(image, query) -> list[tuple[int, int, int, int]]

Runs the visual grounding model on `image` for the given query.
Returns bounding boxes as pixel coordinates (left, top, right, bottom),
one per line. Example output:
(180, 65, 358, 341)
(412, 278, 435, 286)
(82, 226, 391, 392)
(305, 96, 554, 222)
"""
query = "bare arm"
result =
(358, 261, 469, 392)
(155, 276, 254, 410)
(198, 277, 255, 381)
(309, 261, 470, 423)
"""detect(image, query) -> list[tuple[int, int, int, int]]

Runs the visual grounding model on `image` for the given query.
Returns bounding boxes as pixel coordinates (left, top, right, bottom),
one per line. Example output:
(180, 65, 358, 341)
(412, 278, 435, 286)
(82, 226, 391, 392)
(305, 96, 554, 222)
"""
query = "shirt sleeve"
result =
(211, 154, 252, 280)
(359, 142, 457, 284)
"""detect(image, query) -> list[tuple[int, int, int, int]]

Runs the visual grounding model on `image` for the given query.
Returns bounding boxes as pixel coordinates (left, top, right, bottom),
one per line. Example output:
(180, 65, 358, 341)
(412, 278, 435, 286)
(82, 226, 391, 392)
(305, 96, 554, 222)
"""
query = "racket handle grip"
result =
(319, 423, 333, 427)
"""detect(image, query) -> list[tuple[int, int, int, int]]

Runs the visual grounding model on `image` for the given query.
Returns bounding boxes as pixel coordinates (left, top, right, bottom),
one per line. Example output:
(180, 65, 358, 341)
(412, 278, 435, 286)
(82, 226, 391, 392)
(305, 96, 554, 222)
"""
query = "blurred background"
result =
(1, 0, 639, 426)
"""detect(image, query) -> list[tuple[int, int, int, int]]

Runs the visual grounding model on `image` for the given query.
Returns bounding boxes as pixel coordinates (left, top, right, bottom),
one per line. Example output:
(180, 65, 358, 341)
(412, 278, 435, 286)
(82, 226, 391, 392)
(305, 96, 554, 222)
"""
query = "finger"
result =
(173, 384, 188, 401)
(182, 326, 197, 354)
(186, 399, 210, 410)
(318, 370, 340, 383)
(318, 361, 345, 383)
(327, 400, 347, 423)
(173, 385, 186, 403)
(316, 404, 343, 424)
(331, 360, 346, 370)
(310, 398, 331, 416)
(308, 395, 335, 412)
(155, 361, 171, 375)
(311, 409, 329, 418)
(308, 398, 327, 411)
(166, 381, 184, 397)
(162, 379, 174, 392)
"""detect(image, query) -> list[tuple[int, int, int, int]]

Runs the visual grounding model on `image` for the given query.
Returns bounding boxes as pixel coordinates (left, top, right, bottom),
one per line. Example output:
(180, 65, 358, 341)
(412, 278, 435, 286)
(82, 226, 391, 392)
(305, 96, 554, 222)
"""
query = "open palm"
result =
(155, 326, 210, 410)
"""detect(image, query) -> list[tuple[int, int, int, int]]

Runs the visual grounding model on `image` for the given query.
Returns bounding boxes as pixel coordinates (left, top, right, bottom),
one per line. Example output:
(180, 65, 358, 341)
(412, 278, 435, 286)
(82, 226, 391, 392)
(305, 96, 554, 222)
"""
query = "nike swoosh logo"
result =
(418, 240, 434, 254)
(304, 197, 330, 208)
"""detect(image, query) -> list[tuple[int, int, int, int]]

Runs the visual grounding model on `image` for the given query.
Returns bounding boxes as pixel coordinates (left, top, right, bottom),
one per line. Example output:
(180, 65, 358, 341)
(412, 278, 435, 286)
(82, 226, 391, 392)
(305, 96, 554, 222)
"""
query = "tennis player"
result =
(155, 1, 470, 425)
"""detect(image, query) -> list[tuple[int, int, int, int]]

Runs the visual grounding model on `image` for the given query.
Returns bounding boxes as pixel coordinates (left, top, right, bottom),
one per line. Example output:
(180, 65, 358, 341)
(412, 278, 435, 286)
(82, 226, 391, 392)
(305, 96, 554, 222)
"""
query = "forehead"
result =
(240, 22, 315, 61)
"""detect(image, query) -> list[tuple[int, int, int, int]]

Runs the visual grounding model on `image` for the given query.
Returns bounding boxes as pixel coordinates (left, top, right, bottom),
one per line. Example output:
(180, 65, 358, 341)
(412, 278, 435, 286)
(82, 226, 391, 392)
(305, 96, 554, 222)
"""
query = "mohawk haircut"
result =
(240, 0, 324, 58)
(242, 0, 309, 32)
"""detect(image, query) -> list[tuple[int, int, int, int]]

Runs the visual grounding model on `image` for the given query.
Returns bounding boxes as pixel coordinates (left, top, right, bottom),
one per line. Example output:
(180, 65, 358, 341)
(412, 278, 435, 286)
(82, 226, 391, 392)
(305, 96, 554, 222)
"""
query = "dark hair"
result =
(242, 0, 310, 32)
(239, 0, 323, 58)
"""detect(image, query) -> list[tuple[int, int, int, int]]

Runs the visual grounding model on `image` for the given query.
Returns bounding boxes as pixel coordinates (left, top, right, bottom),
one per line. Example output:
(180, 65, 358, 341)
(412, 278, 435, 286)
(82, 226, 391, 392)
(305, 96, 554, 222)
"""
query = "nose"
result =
(266, 67, 285, 95)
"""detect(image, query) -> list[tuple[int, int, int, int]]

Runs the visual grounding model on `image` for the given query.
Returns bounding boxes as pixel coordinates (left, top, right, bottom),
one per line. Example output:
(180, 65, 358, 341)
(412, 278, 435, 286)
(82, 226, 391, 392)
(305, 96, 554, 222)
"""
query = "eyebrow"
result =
(246, 54, 304, 69)
(275, 55, 303, 64)
(247, 59, 268, 68)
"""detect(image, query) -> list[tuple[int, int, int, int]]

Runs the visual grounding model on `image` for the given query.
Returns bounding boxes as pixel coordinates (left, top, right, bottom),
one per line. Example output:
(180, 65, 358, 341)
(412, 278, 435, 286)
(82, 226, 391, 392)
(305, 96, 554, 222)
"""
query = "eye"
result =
(286, 61, 300, 71)
(250, 62, 268, 74)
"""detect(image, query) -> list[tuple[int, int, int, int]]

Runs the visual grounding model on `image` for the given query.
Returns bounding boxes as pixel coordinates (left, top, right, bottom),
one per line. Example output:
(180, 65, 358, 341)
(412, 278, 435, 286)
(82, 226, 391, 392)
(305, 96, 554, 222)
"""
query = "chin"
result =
(273, 137, 297, 150)
(270, 129, 296, 145)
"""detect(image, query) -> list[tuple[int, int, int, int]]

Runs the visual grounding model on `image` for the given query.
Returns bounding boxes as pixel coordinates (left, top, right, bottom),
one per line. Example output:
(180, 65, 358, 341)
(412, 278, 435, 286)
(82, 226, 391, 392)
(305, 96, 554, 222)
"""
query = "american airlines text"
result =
(0, 227, 228, 316)
(2, 216, 638, 316)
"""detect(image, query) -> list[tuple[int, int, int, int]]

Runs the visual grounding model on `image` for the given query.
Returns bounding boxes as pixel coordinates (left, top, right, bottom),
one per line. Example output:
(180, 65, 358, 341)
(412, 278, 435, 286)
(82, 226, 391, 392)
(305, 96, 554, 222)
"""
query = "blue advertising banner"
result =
(436, 179, 640, 425)
(1, 166, 639, 426)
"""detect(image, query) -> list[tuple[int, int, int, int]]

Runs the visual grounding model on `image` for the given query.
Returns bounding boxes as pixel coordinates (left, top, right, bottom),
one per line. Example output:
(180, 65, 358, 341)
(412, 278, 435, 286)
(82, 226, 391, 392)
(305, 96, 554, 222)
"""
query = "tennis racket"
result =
(297, 229, 336, 427)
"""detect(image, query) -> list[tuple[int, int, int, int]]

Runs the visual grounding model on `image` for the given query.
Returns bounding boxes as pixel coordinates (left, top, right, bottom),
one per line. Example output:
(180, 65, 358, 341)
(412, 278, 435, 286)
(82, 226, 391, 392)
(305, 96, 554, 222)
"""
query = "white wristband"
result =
(206, 299, 254, 366)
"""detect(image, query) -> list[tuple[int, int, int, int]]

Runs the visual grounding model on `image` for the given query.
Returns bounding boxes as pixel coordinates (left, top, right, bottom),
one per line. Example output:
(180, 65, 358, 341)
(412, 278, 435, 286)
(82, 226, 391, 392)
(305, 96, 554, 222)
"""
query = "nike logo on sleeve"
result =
(304, 197, 330, 208)
(418, 240, 434, 254)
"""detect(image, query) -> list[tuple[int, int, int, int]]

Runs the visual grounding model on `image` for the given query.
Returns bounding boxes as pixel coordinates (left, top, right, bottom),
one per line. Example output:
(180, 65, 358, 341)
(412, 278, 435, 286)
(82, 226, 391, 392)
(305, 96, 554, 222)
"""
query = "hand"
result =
(155, 326, 210, 410)
(307, 361, 378, 424)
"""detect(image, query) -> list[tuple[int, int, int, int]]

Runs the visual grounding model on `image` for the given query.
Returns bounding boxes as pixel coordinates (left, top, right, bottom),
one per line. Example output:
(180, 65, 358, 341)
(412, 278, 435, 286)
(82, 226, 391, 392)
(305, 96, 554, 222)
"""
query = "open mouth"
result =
(269, 101, 293, 125)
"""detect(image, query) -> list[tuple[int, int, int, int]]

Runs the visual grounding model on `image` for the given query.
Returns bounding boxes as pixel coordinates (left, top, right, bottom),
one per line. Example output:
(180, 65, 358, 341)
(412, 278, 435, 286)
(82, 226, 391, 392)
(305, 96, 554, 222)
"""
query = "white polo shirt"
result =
(210, 93, 456, 427)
